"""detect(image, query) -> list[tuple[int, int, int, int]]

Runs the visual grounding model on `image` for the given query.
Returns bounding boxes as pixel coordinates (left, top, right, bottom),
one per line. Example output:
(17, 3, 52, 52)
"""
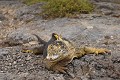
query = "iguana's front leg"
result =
(52, 64, 68, 73)
(75, 47, 110, 58)
(21, 43, 44, 55)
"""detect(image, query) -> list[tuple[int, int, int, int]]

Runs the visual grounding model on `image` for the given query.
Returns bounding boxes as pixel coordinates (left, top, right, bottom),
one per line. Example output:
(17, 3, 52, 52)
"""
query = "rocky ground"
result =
(0, 0, 120, 80)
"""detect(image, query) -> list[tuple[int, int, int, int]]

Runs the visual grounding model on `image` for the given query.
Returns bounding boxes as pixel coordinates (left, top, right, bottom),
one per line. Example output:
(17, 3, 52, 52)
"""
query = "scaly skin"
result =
(44, 33, 110, 73)
(22, 33, 110, 73)
(21, 41, 44, 55)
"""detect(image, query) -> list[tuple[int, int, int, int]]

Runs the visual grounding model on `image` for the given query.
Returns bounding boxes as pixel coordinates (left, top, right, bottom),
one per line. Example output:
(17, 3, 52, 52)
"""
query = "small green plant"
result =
(42, 0, 94, 19)
(24, 0, 94, 19)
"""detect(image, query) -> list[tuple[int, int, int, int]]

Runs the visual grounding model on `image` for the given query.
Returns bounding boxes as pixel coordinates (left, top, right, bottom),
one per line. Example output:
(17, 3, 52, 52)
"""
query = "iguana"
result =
(22, 33, 110, 73)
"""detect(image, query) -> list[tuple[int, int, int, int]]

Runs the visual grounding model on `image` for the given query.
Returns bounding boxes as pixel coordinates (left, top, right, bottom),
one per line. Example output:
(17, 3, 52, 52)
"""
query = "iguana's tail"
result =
(32, 34, 46, 45)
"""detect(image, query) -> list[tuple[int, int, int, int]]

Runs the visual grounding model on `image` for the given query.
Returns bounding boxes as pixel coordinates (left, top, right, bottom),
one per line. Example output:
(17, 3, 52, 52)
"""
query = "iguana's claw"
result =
(53, 65, 68, 73)
(95, 48, 111, 55)
(21, 49, 33, 53)
(84, 47, 111, 55)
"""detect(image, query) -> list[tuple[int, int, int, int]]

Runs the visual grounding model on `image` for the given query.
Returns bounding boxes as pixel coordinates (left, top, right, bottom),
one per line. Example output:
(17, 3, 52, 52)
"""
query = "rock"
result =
(7, 30, 37, 45)
(0, 13, 6, 21)
(49, 74, 65, 80)
(19, 14, 35, 23)
(18, 72, 29, 78)
(26, 55, 32, 61)
(0, 73, 16, 80)
(92, 0, 120, 4)
(0, 48, 9, 56)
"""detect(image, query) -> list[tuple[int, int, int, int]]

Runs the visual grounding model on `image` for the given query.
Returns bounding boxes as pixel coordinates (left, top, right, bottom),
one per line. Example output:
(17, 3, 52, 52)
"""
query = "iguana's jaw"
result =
(46, 54, 60, 60)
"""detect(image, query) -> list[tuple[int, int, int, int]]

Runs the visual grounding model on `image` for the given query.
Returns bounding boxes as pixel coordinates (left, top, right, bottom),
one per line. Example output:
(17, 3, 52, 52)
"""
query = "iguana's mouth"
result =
(46, 54, 60, 60)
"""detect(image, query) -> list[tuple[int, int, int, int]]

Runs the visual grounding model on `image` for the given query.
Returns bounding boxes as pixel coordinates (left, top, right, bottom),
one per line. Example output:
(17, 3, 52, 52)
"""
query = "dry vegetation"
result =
(23, 0, 94, 19)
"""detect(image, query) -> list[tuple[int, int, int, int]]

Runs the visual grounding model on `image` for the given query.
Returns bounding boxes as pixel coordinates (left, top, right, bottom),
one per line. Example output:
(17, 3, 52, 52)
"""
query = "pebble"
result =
(26, 55, 32, 61)
(49, 74, 65, 80)
(18, 72, 29, 77)
(0, 71, 4, 73)
(13, 61, 17, 64)
(9, 63, 12, 66)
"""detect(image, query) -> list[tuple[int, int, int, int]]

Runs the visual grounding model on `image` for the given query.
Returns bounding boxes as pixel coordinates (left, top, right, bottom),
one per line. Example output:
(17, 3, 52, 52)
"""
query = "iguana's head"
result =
(46, 40, 68, 61)
(46, 33, 74, 61)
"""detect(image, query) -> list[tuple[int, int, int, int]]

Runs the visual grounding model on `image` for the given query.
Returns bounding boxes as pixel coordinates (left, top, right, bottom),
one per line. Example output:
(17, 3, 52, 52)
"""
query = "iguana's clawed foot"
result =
(84, 47, 111, 55)
(94, 48, 111, 55)
(53, 65, 68, 73)
(21, 49, 33, 53)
